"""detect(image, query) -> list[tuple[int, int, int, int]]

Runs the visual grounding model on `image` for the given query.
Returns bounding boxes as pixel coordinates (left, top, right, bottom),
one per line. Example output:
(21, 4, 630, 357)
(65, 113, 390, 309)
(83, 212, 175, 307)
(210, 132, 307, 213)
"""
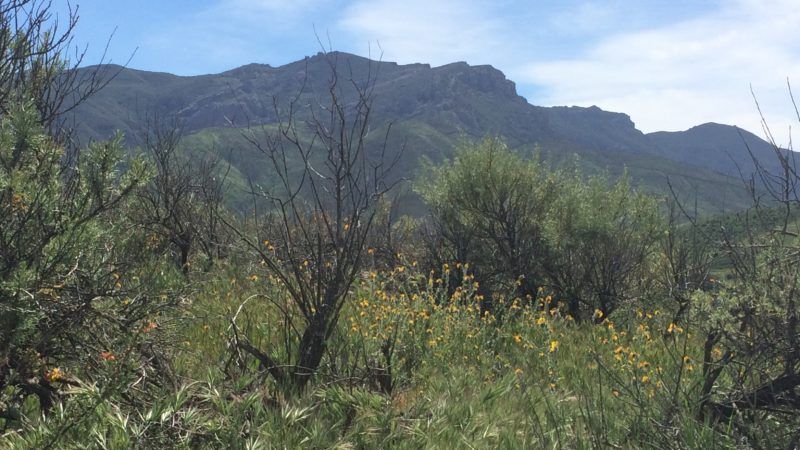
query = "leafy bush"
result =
(0, 103, 178, 425)
(417, 137, 662, 320)
(543, 172, 662, 319)
(417, 138, 557, 307)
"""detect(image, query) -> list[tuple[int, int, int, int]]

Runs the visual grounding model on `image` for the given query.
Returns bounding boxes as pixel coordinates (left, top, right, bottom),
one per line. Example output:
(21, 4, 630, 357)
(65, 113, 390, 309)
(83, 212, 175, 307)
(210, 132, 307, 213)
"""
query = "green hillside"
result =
(69, 52, 777, 215)
(175, 121, 753, 215)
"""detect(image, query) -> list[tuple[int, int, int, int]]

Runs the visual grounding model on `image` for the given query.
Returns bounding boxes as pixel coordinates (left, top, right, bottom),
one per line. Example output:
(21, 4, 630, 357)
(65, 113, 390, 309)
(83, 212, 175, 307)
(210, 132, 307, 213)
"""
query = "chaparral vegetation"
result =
(1, 2, 799, 448)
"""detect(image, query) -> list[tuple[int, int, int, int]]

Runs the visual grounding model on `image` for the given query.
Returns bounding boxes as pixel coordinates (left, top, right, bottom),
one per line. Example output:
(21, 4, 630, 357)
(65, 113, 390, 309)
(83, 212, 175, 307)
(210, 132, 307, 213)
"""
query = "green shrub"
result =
(416, 138, 662, 320)
(0, 103, 177, 429)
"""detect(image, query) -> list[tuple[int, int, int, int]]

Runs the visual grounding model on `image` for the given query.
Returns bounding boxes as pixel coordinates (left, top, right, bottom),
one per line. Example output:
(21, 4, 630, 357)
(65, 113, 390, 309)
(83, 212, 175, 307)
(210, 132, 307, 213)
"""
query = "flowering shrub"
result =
(0, 104, 177, 426)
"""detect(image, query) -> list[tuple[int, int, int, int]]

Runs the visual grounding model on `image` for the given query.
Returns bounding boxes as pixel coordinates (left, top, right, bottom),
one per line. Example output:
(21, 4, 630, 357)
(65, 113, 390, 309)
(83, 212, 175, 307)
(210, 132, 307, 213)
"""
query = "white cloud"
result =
(339, 0, 800, 136)
(338, 0, 507, 66)
(519, 0, 800, 137)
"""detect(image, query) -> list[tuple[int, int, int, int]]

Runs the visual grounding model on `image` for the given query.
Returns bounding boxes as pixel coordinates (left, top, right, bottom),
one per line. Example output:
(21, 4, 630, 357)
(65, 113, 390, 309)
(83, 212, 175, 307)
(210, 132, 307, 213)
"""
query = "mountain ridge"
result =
(69, 52, 783, 214)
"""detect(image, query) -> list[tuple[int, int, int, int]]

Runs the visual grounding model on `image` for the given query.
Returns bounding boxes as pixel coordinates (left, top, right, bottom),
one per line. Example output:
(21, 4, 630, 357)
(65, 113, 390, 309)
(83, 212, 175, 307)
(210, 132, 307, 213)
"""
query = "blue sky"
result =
(55, 0, 800, 137)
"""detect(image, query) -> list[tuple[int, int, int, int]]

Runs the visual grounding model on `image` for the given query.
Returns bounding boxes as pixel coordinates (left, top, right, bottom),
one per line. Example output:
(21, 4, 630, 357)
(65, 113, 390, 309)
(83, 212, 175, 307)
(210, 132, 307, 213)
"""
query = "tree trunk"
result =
(294, 315, 327, 390)
(179, 242, 190, 275)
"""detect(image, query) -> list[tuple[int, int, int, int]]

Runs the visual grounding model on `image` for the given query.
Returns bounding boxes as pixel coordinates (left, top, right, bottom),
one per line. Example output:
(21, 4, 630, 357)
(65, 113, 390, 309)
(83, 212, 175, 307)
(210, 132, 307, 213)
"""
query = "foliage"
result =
(417, 138, 557, 307)
(682, 121, 800, 444)
(417, 138, 662, 320)
(544, 170, 662, 318)
(0, 0, 117, 136)
(131, 117, 230, 274)
(0, 102, 179, 428)
(0, 263, 737, 449)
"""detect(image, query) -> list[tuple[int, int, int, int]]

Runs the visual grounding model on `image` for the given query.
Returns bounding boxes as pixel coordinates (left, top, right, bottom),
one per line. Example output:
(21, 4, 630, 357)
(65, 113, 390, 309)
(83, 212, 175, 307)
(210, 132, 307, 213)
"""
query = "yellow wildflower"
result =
(44, 367, 63, 382)
(667, 323, 683, 334)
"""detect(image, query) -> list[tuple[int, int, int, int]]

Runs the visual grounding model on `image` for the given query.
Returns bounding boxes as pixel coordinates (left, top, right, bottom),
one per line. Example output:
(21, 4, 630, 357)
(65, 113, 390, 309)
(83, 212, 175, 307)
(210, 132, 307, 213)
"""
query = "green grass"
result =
(0, 256, 763, 449)
(171, 265, 734, 449)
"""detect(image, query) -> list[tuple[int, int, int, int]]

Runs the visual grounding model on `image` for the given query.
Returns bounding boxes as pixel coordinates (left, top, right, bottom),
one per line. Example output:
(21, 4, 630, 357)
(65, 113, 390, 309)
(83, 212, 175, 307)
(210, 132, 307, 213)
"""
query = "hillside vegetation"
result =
(70, 53, 772, 215)
(2, 3, 799, 449)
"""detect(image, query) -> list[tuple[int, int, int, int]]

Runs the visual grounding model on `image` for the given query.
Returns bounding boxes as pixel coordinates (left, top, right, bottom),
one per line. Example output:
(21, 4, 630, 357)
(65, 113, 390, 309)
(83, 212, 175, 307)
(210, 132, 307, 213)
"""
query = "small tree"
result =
(0, 0, 118, 138)
(656, 197, 717, 326)
(417, 141, 661, 320)
(416, 138, 557, 309)
(0, 0, 175, 430)
(226, 51, 399, 391)
(132, 116, 228, 274)
(543, 173, 662, 320)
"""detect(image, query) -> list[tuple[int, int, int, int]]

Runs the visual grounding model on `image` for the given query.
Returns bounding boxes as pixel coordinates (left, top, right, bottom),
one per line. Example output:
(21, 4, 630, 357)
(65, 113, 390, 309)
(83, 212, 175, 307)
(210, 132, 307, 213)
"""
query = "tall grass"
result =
(2, 261, 745, 449)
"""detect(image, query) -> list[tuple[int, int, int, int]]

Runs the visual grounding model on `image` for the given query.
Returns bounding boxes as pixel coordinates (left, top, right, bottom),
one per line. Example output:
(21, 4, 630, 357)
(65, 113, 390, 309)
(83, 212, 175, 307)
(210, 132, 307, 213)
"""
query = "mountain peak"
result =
(223, 62, 272, 76)
(675, 122, 765, 142)
(306, 50, 376, 65)
(688, 122, 733, 132)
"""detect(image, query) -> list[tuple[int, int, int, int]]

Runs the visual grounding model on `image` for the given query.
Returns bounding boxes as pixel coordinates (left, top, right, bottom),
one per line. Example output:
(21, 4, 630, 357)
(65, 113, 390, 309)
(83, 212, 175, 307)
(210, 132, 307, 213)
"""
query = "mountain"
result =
(646, 123, 780, 178)
(68, 52, 779, 214)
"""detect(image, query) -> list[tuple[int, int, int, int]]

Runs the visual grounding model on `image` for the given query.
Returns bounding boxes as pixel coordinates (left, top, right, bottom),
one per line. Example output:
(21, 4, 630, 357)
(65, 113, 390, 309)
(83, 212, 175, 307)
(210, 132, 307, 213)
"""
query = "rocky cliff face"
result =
(67, 51, 777, 214)
(71, 53, 535, 143)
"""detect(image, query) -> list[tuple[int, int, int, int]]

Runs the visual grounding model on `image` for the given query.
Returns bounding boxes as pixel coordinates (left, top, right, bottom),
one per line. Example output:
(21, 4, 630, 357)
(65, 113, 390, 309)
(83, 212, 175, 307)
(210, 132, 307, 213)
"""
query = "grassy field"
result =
(3, 258, 746, 449)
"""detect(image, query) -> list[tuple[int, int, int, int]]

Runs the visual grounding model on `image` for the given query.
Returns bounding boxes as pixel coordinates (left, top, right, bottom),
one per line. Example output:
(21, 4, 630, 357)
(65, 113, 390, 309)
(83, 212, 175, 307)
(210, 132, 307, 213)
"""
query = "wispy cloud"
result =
(520, 0, 800, 136)
(338, 0, 507, 66)
(217, 0, 335, 24)
(224, 0, 324, 13)
(547, 2, 620, 36)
